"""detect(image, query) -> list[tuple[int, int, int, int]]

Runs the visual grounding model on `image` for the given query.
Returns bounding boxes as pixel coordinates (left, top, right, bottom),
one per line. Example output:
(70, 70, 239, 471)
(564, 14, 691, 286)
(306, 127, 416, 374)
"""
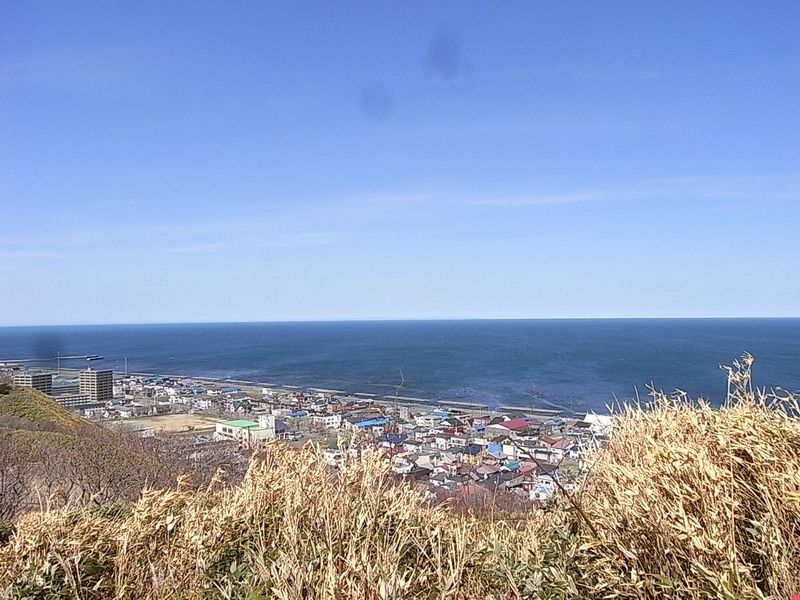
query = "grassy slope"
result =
(0, 386, 179, 524)
(0, 386, 83, 428)
(1, 359, 799, 600)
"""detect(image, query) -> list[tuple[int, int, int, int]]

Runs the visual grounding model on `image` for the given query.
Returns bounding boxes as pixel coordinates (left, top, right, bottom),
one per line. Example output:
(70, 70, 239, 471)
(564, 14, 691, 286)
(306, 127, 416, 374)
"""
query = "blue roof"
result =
(220, 385, 240, 392)
(377, 433, 408, 443)
(457, 443, 483, 456)
(354, 418, 389, 428)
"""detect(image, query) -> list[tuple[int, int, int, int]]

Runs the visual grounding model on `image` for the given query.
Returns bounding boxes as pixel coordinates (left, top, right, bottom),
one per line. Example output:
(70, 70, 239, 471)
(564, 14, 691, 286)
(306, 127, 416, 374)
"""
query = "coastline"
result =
(55, 367, 584, 419)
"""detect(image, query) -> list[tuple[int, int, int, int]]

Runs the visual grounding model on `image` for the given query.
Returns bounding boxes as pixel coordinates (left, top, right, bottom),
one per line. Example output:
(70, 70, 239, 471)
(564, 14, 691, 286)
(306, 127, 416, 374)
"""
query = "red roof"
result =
(497, 417, 529, 431)
(476, 464, 503, 475)
(541, 436, 573, 449)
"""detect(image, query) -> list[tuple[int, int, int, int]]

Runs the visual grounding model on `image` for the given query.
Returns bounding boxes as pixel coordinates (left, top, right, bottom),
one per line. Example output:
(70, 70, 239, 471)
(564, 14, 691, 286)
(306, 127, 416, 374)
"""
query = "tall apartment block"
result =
(13, 371, 53, 395)
(79, 368, 113, 403)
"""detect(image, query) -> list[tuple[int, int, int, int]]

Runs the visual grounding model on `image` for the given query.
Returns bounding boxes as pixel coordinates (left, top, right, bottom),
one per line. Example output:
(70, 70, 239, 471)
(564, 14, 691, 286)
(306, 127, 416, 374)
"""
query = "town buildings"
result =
(13, 371, 53, 395)
(79, 368, 113, 403)
(50, 392, 94, 410)
(10, 369, 103, 410)
(214, 414, 289, 448)
(4, 363, 608, 505)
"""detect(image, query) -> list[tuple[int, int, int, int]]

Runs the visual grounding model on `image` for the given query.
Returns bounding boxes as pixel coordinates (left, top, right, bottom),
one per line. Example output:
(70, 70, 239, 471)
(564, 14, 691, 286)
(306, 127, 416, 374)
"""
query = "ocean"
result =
(0, 319, 798, 413)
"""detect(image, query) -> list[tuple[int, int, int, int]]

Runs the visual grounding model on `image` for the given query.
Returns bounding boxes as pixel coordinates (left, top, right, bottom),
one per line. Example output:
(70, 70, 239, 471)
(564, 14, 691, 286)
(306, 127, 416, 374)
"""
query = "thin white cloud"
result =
(0, 48, 134, 90)
(0, 216, 341, 264)
(465, 191, 612, 207)
(504, 63, 800, 84)
(163, 232, 338, 254)
(470, 119, 648, 136)
(3, 173, 798, 265)
(504, 64, 689, 83)
(465, 174, 800, 208)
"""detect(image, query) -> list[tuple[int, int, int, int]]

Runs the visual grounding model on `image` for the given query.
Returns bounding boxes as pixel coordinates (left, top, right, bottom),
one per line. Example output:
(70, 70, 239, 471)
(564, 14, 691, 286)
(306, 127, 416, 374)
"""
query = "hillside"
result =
(1, 357, 799, 599)
(0, 386, 195, 523)
(0, 385, 83, 428)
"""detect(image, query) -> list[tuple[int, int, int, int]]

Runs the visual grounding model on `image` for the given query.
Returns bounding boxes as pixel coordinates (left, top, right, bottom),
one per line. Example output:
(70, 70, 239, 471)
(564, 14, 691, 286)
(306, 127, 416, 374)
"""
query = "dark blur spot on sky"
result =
(425, 25, 464, 86)
(359, 82, 393, 118)
(32, 332, 63, 358)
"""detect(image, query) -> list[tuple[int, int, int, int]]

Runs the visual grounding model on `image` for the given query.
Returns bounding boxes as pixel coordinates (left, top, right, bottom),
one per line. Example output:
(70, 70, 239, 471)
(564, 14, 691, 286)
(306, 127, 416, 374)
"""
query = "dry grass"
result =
(560, 354, 800, 599)
(1, 355, 799, 599)
(1, 447, 554, 599)
(0, 387, 82, 428)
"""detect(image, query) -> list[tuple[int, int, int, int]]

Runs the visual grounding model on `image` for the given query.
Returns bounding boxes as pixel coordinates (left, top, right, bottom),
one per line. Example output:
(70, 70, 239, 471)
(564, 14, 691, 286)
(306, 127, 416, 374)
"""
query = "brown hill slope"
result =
(0, 385, 83, 428)
(0, 386, 191, 522)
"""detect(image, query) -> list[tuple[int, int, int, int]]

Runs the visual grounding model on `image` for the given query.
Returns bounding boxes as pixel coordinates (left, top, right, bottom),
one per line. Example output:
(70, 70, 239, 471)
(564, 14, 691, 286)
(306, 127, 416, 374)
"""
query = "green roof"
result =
(220, 419, 260, 429)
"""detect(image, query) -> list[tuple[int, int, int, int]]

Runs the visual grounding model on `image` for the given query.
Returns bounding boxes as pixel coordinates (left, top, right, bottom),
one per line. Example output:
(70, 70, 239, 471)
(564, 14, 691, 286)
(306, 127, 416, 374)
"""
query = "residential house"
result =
(415, 412, 446, 428)
(322, 448, 345, 467)
(433, 433, 451, 450)
(402, 439, 422, 453)
(313, 413, 342, 429)
(449, 434, 470, 448)
(377, 433, 408, 448)
(583, 412, 614, 436)
(351, 418, 389, 435)
(193, 398, 212, 410)
(539, 436, 578, 462)
(485, 417, 531, 436)
(214, 415, 287, 449)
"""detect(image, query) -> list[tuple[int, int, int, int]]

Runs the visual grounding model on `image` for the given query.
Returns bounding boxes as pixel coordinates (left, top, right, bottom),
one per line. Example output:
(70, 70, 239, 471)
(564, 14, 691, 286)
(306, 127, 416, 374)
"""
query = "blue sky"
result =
(2, 1, 800, 325)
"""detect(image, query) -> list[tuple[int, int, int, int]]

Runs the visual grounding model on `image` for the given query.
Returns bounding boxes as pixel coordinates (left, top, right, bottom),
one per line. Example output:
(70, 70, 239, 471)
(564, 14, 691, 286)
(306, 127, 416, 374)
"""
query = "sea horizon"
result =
(3, 315, 800, 329)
